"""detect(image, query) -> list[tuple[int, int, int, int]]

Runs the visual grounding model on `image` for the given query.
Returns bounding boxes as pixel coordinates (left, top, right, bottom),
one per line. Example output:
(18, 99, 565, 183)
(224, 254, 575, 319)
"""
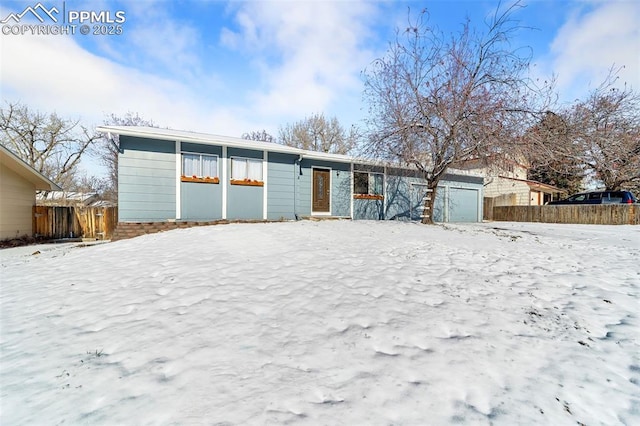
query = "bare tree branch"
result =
(363, 1, 550, 223)
(278, 113, 359, 155)
(0, 102, 99, 190)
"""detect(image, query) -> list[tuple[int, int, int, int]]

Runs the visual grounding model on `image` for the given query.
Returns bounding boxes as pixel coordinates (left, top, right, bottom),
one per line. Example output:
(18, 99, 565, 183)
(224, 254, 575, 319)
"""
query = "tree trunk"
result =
(420, 181, 438, 224)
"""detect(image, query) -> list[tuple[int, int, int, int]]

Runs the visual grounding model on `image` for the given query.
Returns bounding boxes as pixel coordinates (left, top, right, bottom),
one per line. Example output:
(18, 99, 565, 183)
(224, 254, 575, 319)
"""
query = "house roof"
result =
(36, 191, 102, 206)
(498, 175, 567, 194)
(96, 126, 484, 183)
(0, 144, 62, 191)
(96, 125, 355, 164)
(453, 153, 530, 171)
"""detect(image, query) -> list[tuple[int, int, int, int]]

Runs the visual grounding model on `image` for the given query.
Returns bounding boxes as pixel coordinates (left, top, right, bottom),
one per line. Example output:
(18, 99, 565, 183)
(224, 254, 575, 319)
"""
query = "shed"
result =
(0, 144, 62, 240)
(96, 126, 484, 224)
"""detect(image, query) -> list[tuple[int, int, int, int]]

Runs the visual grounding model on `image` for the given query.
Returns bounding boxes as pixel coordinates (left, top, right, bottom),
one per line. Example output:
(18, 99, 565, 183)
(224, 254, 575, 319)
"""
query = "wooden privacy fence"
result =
(33, 206, 118, 240)
(492, 204, 639, 225)
(484, 194, 519, 221)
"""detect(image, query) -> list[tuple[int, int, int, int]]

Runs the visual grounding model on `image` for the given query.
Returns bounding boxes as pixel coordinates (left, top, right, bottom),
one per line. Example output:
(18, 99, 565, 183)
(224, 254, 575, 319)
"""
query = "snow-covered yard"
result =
(1, 220, 638, 425)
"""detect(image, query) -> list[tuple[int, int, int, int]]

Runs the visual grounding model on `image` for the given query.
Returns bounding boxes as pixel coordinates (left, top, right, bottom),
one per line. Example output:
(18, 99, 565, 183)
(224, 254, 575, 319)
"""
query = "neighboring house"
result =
(36, 191, 115, 207)
(455, 155, 565, 206)
(96, 126, 484, 224)
(0, 144, 62, 240)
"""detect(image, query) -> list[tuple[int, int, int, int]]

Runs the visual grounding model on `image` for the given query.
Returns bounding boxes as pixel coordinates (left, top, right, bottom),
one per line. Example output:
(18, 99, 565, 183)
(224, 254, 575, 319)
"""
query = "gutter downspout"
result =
(294, 154, 303, 220)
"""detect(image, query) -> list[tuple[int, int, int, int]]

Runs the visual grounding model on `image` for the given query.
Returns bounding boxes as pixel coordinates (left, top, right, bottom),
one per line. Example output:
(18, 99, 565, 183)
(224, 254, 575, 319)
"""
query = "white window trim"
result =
(311, 166, 332, 216)
(263, 151, 268, 219)
(181, 151, 219, 178)
(350, 162, 354, 218)
(222, 146, 227, 219)
(354, 170, 384, 196)
(383, 166, 387, 214)
(230, 156, 264, 182)
(175, 140, 181, 220)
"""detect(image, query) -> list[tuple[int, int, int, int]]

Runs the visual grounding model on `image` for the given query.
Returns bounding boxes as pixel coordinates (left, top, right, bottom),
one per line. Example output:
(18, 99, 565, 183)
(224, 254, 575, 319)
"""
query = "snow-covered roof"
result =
(36, 191, 116, 207)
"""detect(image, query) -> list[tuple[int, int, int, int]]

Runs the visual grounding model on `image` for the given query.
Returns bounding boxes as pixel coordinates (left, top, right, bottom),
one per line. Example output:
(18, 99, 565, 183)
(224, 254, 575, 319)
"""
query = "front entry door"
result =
(312, 169, 330, 213)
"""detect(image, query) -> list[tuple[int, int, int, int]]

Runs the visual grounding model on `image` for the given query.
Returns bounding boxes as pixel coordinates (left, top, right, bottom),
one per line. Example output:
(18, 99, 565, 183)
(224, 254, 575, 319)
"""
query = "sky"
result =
(0, 0, 639, 177)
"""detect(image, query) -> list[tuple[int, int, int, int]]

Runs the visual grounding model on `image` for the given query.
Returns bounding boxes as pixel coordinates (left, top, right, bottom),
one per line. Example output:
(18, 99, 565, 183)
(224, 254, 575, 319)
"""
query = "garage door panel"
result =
(449, 187, 479, 222)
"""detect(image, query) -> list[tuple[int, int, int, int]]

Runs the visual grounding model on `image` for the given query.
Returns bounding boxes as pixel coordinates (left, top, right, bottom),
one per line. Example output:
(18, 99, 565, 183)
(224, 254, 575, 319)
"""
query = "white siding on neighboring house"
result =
(483, 176, 531, 205)
(0, 161, 36, 239)
(0, 145, 61, 240)
(458, 158, 561, 207)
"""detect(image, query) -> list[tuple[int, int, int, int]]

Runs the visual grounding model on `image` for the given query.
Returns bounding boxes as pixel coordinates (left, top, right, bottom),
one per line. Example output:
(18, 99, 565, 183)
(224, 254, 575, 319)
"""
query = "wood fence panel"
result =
(483, 198, 494, 221)
(33, 206, 118, 239)
(492, 205, 639, 225)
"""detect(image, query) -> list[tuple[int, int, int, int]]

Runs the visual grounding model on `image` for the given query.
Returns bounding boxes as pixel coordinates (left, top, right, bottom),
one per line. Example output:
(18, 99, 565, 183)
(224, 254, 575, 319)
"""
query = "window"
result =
(604, 191, 624, 203)
(568, 194, 586, 202)
(588, 192, 602, 200)
(182, 153, 219, 183)
(354, 171, 384, 199)
(231, 157, 263, 186)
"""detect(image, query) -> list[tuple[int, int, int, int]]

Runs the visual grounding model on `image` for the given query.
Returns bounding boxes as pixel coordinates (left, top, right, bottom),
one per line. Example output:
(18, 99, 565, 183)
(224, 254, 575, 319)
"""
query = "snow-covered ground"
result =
(1, 220, 638, 425)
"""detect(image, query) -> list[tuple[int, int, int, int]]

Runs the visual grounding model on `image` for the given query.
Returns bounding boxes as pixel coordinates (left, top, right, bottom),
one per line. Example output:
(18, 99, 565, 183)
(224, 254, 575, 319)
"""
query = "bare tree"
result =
(523, 70, 640, 194)
(569, 72, 640, 191)
(278, 113, 359, 155)
(69, 173, 110, 196)
(242, 130, 276, 143)
(99, 112, 157, 201)
(524, 111, 584, 194)
(0, 102, 98, 189)
(363, 3, 548, 223)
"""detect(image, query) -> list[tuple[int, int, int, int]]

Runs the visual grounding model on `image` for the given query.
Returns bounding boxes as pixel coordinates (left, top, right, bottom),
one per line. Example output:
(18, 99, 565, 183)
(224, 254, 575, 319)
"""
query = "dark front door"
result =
(312, 169, 330, 213)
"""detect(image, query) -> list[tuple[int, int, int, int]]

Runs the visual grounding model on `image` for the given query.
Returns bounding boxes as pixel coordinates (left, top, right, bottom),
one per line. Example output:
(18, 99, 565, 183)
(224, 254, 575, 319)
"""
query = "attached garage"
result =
(353, 168, 483, 223)
(448, 187, 482, 222)
(418, 176, 483, 223)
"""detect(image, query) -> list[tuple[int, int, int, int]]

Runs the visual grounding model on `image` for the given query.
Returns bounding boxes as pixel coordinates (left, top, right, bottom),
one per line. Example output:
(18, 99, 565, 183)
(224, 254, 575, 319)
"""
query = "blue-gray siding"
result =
(182, 142, 222, 156)
(353, 171, 483, 222)
(385, 174, 425, 221)
(331, 163, 351, 217)
(117, 137, 482, 223)
(180, 143, 223, 220)
(226, 147, 263, 219)
(296, 161, 311, 216)
(267, 153, 297, 220)
(353, 199, 385, 220)
(181, 182, 222, 220)
(119, 136, 176, 222)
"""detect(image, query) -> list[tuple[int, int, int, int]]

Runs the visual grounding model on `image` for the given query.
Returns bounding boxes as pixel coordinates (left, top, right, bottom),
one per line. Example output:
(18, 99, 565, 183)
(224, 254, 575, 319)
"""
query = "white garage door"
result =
(448, 187, 479, 222)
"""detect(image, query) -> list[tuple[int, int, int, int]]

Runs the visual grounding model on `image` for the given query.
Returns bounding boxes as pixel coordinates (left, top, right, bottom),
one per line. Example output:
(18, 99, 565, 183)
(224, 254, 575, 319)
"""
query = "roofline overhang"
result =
(96, 126, 484, 179)
(96, 125, 355, 164)
(497, 175, 567, 193)
(0, 144, 62, 191)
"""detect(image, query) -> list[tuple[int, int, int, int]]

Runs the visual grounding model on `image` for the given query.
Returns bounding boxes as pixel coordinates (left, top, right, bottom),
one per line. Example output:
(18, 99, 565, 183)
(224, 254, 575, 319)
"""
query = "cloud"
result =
(221, 1, 379, 123)
(120, 3, 203, 80)
(1, 33, 176, 121)
(545, 1, 640, 100)
(1, 0, 382, 145)
(0, 28, 270, 176)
